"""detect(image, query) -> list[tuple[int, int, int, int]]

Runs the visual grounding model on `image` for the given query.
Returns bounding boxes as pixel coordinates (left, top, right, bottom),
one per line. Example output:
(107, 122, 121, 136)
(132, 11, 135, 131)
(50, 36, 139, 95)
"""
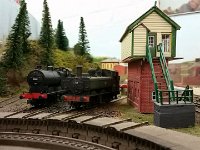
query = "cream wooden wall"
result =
(121, 32, 132, 61)
(142, 12, 171, 32)
(121, 11, 173, 61)
(133, 25, 147, 56)
(143, 12, 172, 57)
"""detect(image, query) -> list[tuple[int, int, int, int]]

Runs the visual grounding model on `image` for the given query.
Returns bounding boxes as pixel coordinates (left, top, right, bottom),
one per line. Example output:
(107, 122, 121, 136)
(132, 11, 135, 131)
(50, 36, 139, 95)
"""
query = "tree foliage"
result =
(0, 67, 7, 95)
(53, 49, 98, 72)
(2, 0, 31, 69)
(73, 43, 82, 55)
(39, 0, 54, 65)
(20, 0, 31, 54)
(55, 20, 69, 51)
(75, 17, 90, 55)
(74, 17, 93, 62)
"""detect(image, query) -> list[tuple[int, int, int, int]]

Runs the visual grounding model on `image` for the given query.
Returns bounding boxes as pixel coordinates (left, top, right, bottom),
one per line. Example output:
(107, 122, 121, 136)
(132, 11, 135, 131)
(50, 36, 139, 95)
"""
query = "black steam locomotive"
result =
(20, 66, 72, 106)
(20, 65, 120, 107)
(62, 66, 120, 108)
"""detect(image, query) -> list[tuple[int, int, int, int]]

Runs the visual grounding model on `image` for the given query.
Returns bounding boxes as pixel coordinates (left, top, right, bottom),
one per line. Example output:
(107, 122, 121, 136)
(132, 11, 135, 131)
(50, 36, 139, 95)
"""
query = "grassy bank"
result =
(115, 98, 200, 137)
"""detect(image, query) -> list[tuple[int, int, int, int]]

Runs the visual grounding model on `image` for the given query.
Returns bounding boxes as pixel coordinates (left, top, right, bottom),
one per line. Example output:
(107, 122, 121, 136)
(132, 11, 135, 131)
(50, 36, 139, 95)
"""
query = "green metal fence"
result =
(157, 88, 193, 105)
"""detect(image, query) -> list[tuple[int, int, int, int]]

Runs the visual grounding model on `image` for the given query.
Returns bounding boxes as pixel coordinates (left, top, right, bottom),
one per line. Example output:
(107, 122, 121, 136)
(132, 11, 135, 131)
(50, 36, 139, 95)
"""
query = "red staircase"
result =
(153, 59, 168, 92)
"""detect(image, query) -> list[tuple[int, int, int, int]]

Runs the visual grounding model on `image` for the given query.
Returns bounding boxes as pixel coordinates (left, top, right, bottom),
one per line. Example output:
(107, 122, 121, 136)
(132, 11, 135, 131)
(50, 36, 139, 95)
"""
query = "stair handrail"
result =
(146, 45, 159, 103)
(158, 43, 175, 101)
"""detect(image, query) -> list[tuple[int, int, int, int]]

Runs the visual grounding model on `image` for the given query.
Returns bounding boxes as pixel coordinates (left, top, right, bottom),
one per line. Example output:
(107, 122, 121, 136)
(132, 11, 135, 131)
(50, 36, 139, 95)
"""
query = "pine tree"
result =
(55, 20, 69, 51)
(20, 0, 31, 54)
(75, 17, 90, 56)
(39, 0, 54, 65)
(2, 0, 30, 69)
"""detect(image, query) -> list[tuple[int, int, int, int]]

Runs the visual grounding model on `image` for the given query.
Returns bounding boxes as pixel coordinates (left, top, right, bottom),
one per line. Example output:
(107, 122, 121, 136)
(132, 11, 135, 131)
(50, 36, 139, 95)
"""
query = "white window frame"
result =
(148, 36, 155, 48)
(162, 34, 171, 52)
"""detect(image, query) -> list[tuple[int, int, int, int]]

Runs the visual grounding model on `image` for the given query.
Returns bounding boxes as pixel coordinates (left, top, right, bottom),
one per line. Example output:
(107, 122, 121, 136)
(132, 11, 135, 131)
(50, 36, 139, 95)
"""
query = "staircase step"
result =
(154, 71, 163, 74)
(154, 67, 162, 69)
(153, 63, 160, 65)
(155, 75, 163, 77)
(154, 68, 162, 70)
(153, 64, 160, 66)
(153, 63, 161, 65)
(157, 78, 166, 81)
(157, 82, 166, 85)
(158, 86, 168, 89)
(157, 82, 166, 84)
(153, 59, 160, 62)
(154, 70, 162, 72)
(156, 78, 165, 81)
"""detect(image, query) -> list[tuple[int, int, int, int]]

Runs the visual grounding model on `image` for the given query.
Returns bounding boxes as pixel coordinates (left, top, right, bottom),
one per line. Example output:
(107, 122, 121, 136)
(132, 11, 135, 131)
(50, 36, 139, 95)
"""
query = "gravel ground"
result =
(0, 96, 31, 112)
(0, 96, 126, 119)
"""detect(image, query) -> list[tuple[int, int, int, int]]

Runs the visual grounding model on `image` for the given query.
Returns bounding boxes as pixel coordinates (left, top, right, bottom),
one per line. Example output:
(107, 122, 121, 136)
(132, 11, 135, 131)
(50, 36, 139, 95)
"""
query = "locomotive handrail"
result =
(158, 43, 175, 101)
(146, 45, 159, 103)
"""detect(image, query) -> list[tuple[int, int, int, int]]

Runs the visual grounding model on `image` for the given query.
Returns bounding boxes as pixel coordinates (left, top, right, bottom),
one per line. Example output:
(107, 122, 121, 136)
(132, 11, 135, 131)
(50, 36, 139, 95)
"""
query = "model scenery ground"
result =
(0, 95, 200, 137)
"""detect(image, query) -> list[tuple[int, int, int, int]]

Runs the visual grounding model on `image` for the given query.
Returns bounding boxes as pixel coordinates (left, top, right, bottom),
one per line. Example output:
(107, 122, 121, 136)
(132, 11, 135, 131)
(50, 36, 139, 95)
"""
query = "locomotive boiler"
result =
(62, 66, 120, 108)
(20, 66, 72, 106)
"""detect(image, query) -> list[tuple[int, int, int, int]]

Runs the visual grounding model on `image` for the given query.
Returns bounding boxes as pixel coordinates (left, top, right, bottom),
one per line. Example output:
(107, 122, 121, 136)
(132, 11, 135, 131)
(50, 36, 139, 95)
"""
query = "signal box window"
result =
(148, 36, 154, 48)
(162, 34, 170, 52)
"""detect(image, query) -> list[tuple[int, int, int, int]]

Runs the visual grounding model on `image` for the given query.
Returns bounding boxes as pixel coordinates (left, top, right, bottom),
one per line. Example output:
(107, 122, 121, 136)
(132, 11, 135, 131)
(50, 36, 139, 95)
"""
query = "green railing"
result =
(158, 43, 175, 101)
(146, 45, 159, 103)
(146, 44, 193, 105)
(157, 86, 193, 105)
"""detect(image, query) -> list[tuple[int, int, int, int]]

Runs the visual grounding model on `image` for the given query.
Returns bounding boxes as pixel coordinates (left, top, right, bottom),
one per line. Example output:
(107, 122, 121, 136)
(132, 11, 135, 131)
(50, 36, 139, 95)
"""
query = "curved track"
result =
(1, 96, 200, 149)
(0, 132, 114, 150)
(1, 108, 200, 150)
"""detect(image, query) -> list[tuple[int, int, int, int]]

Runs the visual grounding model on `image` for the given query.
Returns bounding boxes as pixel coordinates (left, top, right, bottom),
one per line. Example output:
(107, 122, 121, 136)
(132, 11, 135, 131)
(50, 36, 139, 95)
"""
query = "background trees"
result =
(74, 17, 93, 62)
(0, 1, 100, 95)
(20, 0, 31, 54)
(39, 0, 54, 65)
(55, 20, 69, 51)
(2, 0, 31, 69)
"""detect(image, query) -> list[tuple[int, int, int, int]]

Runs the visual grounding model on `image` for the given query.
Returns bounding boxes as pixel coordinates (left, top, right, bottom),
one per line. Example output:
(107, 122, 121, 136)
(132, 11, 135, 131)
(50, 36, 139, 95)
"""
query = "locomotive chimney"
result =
(36, 65, 42, 70)
(47, 66, 54, 71)
(76, 65, 82, 77)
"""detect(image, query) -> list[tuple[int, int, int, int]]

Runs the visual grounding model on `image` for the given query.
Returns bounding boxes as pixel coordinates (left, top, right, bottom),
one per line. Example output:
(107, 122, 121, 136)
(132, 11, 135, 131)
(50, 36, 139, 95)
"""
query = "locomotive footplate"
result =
(62, 95, 90, 102)
(20, 93, 47, 100)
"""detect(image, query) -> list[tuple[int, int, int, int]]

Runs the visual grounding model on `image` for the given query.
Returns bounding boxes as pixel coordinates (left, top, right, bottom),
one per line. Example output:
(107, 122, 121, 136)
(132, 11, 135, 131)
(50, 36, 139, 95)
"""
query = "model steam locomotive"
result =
(20, 65, 120, 107)
(20, 66, 72, 106)
(62, 65, 120, 108)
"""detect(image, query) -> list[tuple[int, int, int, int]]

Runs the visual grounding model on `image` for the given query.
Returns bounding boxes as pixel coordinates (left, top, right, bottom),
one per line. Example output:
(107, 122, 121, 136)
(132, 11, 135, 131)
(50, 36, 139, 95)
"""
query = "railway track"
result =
(0, 96, 20, 108)
(1, 96, 200, 149)
(0, 132, 114, 150)
(1, 108, 200, 150)
(194, 94, 200, 124)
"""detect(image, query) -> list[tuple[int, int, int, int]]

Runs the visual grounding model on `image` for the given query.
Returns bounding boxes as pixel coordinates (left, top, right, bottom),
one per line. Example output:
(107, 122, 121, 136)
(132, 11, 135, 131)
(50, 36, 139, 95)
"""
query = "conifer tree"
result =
(39, 0, 54, 65)
(2, 0, 30, 69)
(55, 20, 69, 51)
(20, 0, 31, 54)
(75, 17, 90, 56)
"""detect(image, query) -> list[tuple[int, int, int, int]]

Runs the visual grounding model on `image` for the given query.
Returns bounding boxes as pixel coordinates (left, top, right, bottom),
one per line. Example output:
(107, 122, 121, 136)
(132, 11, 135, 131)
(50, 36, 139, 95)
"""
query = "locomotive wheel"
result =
(30, 100, 45, 108)
(72, 103, 82, 109)
(47, 94, 58, 105)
